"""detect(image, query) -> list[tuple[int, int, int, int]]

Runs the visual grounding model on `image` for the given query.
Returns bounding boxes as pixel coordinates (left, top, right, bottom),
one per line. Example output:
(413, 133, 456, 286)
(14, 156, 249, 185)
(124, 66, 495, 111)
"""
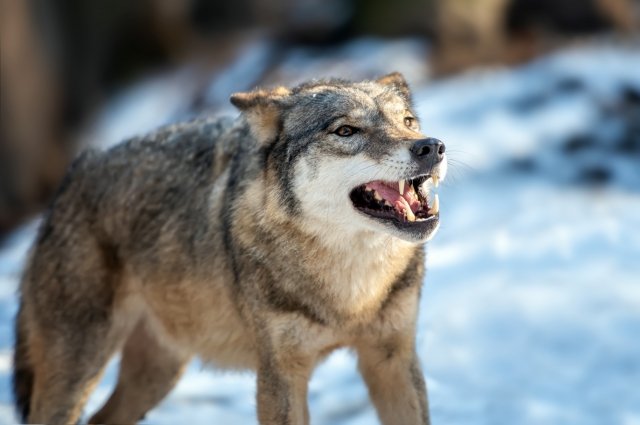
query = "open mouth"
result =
(349, 175, 440, 225)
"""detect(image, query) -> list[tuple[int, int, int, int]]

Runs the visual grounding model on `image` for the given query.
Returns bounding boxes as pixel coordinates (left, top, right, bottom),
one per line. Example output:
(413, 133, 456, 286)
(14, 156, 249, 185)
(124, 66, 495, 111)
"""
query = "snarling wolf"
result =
(13, 73, 446, 425)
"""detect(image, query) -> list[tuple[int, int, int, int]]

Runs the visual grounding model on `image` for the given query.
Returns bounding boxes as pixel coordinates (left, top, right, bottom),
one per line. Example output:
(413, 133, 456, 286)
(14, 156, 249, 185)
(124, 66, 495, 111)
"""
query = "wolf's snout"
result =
(410, 138, 445, 162)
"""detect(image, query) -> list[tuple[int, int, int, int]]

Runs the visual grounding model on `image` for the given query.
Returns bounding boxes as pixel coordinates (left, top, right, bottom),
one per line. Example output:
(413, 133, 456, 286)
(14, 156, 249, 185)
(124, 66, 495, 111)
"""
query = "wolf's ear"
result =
(376, 72, 411, 102)
(230, 86, 291, 143)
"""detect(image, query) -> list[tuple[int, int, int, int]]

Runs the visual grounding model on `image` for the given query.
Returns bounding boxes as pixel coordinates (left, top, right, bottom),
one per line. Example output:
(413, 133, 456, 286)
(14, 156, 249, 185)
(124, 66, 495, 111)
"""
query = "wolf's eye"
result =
(335, 125, 358, 137)
(404, 117, 415, 128)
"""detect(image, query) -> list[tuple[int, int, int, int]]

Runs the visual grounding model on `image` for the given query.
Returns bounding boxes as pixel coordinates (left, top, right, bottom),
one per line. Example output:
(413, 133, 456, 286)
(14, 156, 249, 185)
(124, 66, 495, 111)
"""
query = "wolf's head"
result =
(230, 73, 446, 244)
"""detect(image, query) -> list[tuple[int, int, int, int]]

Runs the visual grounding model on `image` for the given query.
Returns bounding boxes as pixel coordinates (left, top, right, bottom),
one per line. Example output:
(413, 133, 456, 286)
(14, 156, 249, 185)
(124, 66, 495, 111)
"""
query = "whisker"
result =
(447, 159, 475, 172)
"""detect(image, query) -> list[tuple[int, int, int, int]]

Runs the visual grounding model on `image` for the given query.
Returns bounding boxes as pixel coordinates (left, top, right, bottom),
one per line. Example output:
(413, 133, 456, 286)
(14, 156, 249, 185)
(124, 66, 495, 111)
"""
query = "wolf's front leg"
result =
(357, 341, 430, 425)
(254, 317, 314, 425)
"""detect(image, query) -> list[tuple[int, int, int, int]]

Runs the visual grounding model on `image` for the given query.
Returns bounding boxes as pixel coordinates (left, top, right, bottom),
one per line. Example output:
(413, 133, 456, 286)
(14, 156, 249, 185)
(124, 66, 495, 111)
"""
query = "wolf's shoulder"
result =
(59, 115, 240, 206)
(75, 114, 247, 182)
(110, 115, 237, 156)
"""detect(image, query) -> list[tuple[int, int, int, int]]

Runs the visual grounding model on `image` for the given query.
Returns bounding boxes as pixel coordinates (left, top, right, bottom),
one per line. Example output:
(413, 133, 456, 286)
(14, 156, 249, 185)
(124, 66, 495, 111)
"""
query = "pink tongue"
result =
(365, 181, 421, 214)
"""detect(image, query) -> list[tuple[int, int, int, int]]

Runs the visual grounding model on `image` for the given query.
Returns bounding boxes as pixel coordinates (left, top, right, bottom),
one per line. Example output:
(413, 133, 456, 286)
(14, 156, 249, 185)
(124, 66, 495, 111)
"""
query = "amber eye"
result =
(404, 117, 415, 128)
(335, 125, 358, 137)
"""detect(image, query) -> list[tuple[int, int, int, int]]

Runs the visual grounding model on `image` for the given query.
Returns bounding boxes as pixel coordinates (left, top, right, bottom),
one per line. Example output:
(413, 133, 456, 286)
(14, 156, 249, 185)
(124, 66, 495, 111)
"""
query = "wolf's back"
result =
(10, 115, 241, 423)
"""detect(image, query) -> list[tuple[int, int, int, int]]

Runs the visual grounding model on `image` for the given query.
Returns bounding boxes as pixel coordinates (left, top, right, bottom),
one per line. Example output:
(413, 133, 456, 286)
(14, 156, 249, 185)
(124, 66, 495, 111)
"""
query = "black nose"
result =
(410, 138, 445, 160)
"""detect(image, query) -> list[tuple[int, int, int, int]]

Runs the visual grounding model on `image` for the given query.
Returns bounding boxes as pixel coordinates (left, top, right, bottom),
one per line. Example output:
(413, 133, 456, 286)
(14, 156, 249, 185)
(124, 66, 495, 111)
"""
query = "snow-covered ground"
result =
(1, 40, 639, 424)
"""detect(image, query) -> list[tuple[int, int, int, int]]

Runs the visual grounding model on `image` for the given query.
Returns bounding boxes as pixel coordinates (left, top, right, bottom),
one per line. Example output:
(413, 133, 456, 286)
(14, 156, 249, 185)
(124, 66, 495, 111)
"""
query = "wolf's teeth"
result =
(433, 175, 439, 188)
(373, 191, 382, 201)
(427, 194, 439, 215)
(398, 197, 415, 221)
(399, 180, 405, 194)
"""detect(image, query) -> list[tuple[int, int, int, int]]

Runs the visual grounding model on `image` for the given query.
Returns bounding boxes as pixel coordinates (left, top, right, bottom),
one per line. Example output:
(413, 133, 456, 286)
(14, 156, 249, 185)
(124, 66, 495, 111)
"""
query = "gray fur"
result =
(13, 74, 444, 425)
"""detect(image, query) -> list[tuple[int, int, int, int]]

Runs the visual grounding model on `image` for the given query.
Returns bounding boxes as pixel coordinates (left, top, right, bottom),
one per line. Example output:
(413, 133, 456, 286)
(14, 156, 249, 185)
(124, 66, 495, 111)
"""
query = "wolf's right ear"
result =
(376, 72, 411, 102)
(230, 87, 291, 143)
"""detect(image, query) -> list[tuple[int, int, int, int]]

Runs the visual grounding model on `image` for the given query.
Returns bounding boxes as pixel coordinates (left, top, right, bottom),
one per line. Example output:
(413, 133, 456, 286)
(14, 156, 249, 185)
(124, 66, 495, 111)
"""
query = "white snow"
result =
(1, 40, 639, 425)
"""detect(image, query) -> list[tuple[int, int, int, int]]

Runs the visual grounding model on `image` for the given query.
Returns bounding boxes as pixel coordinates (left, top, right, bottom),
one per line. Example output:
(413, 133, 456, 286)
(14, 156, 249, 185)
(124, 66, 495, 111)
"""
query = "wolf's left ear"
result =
(376, 72, 411, 102)
(230, 86, 291, 143)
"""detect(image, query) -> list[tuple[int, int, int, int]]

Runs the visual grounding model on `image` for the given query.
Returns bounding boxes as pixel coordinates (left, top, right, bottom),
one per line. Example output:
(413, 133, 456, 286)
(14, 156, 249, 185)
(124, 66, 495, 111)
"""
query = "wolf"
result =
(12, 72, 446, 425)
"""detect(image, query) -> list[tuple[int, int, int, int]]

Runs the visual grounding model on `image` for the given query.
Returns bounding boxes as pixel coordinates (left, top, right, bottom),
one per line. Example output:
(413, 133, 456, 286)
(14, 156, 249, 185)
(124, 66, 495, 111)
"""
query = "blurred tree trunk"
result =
(0, 0, 200, 239)
(0, 0, 68, 238)
(432, 0, 639, 76)
(433, 0, 510, 75)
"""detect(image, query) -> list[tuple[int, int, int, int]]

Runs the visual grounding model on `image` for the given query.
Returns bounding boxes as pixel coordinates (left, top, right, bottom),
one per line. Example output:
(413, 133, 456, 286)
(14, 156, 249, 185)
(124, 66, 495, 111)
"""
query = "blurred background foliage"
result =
(0, 0, 638, 236)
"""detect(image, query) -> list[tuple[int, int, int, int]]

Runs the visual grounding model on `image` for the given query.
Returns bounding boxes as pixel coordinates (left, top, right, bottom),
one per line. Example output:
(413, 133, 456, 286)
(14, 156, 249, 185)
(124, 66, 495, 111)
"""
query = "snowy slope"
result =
(1, 41, 639, 425)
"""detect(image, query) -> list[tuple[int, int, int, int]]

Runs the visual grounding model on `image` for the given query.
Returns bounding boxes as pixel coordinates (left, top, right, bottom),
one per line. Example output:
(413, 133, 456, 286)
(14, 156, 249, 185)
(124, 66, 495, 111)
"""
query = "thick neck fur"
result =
(234, 176, 418, 323)
(303, 227, 417, 319)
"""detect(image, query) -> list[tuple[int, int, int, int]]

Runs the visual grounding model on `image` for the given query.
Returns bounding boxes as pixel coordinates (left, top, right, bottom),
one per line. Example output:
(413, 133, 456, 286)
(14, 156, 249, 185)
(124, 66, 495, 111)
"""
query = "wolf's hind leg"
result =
(89, 319, 191, 424)
(27, 314, 128, 425)
(22, 224, 138, 424)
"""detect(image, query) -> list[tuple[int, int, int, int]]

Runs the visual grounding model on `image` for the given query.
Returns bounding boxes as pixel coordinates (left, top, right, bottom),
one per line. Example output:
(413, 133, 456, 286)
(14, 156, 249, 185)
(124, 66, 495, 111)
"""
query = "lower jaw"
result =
(358, 210, 440, 240)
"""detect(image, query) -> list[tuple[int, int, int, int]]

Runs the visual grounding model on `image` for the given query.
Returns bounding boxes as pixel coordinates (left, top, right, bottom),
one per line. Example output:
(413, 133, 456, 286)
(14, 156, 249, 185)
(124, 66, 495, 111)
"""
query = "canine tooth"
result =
(428, 194, 439, 215)
(399, 180, 405, 194)
(433, 175, 439, 188)
(398, 197, 415, 221)
(373, 191, 382, 201)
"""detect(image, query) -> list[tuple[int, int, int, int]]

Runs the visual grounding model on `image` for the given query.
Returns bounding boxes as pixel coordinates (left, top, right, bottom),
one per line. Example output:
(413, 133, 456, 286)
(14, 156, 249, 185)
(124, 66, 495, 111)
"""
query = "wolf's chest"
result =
(311, 242, 416, 319)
